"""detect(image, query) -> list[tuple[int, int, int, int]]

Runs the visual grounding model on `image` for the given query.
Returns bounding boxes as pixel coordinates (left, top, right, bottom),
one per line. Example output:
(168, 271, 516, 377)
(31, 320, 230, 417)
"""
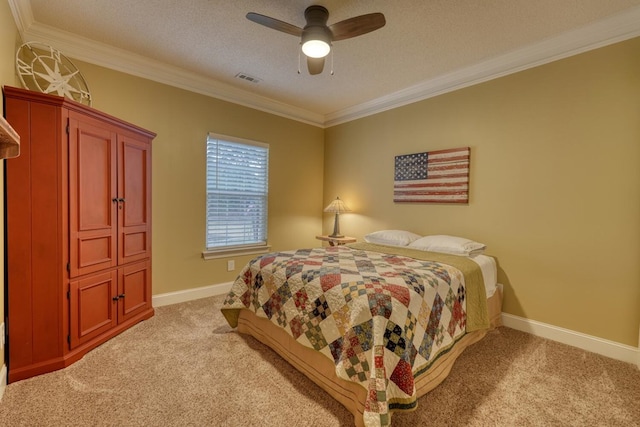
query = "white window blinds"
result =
(206, 134, 269, 250)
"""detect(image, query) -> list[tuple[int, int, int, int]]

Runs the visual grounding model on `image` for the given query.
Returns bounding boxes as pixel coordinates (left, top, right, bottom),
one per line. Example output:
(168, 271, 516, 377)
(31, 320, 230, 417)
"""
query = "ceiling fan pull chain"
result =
(330, 50, 334, 76)
(297, 47, 301, 74)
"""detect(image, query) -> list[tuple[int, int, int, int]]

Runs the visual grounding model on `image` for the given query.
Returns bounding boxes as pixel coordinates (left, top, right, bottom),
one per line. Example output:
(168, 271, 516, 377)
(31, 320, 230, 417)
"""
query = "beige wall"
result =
(0, 0, 19, 372)
(0, 9, 323, 302)
(1, 3, 638, 357)
(72, 61, 325, 295)
(325, 37, 640, 347)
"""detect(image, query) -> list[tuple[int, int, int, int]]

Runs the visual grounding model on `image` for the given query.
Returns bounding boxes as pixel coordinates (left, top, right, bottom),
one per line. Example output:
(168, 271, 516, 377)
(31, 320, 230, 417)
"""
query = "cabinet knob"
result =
(112, 293, 125, 301)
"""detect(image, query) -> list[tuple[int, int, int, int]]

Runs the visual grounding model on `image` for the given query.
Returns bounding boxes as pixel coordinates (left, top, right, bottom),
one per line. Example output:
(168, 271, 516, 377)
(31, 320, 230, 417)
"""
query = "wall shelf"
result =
(0, 115, 20, 158)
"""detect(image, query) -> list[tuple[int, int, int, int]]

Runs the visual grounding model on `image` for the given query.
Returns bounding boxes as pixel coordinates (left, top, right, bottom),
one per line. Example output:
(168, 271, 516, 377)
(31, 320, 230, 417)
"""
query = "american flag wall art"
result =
(394, 147, 470, 203)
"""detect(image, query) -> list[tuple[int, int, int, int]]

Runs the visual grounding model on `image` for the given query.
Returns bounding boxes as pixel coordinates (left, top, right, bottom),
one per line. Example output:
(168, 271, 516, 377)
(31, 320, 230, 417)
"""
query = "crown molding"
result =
(7, 0, 32, 35)
(324, 5, 640, 127)
(9, 1, 640, 128)
(9, 0, 325, 127)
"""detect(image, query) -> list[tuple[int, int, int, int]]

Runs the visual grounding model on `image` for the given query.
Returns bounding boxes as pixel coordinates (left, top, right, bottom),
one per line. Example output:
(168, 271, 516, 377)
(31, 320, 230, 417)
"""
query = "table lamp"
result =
(324, 196, 351, 238)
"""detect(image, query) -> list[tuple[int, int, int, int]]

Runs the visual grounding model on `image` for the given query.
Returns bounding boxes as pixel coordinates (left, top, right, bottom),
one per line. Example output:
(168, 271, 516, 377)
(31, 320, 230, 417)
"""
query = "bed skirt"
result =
(236, 287, 503, 427)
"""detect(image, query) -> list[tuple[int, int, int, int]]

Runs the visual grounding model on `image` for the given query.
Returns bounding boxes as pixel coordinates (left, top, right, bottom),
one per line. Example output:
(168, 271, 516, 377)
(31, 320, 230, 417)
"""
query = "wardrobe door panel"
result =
(118, 261, 152, 323)
(118, 134, 151, 265)
(69, 114, 118, 277)
(69, 270, 118, 349)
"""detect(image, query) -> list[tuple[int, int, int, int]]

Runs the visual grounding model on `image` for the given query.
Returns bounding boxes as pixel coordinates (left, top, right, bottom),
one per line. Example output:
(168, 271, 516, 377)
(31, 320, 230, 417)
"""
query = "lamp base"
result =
(330, 213, 344, 239)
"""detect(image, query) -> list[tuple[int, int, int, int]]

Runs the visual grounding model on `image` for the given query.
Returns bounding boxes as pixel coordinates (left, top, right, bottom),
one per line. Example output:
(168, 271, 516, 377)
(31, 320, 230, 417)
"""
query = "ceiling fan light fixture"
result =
(246, 5, 385, 74)
(301, 26, 331, 58)
(302, 39, 330, 58)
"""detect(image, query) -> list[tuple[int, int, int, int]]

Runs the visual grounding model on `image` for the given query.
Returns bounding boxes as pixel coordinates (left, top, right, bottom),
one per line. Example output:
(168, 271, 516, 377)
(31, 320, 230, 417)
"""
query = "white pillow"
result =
(408, 235, 486, 257)
(364, 230, 422, 247)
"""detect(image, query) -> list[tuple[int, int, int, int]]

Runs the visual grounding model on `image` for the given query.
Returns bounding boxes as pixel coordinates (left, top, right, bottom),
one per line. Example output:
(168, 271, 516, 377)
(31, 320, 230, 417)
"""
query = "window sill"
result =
(202, 244, 271, 260)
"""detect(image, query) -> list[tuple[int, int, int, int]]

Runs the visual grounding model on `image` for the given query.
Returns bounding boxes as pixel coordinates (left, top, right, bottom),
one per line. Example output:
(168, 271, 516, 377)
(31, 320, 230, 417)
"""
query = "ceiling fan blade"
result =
(307, 57, 325, 75)
(246, 12, 303, 37)
(329, 13, 386, 41)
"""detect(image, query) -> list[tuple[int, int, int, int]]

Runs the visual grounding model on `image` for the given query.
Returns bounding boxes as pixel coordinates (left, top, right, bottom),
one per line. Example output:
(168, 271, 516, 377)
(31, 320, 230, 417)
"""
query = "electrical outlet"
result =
(227, 260, 235, 271)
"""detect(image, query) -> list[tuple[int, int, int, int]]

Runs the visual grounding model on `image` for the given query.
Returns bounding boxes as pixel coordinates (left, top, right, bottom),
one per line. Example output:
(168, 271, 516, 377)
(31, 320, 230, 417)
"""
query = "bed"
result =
(221, 241, 503, 427)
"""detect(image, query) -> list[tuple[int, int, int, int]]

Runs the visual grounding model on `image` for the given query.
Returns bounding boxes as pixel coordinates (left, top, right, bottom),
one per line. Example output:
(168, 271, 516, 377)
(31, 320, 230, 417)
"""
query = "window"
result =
(203, 133, 269, 258)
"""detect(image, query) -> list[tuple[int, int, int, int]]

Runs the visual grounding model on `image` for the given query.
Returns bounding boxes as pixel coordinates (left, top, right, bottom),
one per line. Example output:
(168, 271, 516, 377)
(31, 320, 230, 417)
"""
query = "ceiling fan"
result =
(246, 5, 386, 75)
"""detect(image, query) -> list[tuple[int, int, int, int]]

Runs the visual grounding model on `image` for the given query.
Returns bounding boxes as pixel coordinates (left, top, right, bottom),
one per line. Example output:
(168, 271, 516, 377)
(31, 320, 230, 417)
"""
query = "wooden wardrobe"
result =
(3, 86, 155, 382)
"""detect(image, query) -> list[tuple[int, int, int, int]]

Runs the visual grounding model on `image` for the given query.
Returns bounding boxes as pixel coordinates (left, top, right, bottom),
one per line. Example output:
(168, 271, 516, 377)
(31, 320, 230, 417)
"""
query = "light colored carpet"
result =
(0, 295, 638, 426)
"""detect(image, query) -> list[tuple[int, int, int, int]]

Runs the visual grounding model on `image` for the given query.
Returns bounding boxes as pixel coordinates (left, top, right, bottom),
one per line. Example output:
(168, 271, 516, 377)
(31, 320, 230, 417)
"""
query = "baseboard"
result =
(150, 284, 640, 368)
(0, 363, 6, 401)
(637, 324, 640, 370)
(152, 282, 233, 307)
(502, 313, 640, 367)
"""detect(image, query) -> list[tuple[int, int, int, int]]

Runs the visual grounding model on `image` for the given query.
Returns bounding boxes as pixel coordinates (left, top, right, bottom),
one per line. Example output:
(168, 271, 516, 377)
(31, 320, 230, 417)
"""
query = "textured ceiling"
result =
(10, 0, 640, 126)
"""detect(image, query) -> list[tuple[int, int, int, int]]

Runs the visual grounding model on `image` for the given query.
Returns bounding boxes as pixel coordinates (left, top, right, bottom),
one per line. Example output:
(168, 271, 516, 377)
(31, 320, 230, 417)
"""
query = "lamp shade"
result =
(324, 197, 351, 214)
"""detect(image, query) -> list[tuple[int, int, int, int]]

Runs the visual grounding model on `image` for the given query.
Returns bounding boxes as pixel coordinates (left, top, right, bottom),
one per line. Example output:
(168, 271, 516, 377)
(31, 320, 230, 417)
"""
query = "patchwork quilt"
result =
(221, 243, 489, 427)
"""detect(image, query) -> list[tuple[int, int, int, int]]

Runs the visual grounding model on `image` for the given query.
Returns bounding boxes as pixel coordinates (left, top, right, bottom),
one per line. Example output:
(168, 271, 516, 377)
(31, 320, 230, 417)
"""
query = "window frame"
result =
(202, 133, 271, 260)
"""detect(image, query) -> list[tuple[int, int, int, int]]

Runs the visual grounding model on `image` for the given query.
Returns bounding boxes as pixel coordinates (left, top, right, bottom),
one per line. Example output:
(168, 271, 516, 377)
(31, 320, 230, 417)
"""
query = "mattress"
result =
(470, 254, 497, 297)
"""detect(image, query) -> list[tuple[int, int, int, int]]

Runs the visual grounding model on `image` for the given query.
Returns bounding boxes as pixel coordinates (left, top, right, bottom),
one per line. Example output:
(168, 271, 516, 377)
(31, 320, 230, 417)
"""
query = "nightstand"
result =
(316, 235, 356, 246)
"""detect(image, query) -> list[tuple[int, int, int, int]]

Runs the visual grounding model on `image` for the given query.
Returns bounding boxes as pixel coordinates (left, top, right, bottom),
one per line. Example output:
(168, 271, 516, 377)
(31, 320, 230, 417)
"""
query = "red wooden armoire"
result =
(3, 86, 155, 382)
